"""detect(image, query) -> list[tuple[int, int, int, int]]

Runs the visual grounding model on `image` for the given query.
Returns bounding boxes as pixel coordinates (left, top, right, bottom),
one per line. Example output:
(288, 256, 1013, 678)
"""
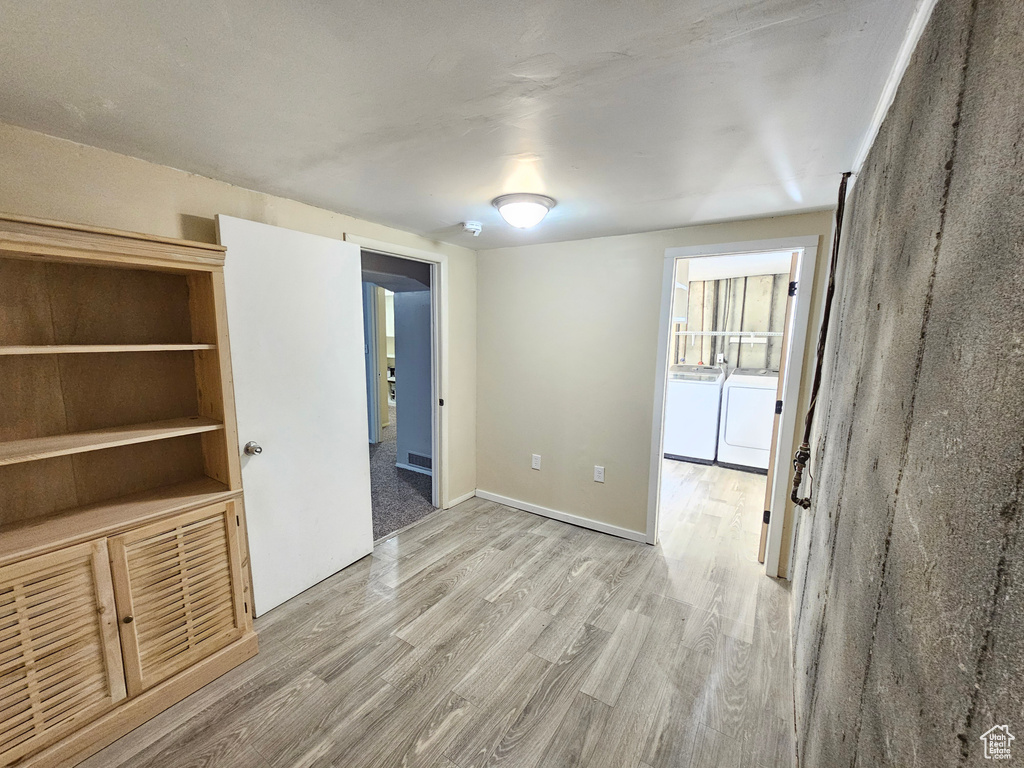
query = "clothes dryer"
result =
(717, 368, 779, 471)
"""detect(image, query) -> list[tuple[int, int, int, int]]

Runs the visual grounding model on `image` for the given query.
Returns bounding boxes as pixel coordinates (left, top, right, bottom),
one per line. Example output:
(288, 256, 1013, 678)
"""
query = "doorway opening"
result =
(360, 250, 438, 539)
(648, 237, 819, 578)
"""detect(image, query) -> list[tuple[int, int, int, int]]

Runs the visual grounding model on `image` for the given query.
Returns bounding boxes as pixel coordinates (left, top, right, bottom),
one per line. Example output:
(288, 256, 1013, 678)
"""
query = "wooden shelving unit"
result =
(0, 416, 223, 466)
(0, 213, 256, 768)
(0, 344, 216, 355)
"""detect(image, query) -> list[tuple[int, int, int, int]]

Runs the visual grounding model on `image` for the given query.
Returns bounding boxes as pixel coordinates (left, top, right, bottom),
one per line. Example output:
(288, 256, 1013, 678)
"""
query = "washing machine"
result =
(717, 368, 779, 471)
(663, 365, 725, 463)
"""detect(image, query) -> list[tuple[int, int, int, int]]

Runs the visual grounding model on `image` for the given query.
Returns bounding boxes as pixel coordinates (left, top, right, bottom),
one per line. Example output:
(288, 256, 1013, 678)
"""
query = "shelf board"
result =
(0, 478, 241, 567)
(0, 344, 216, 355)
(0, 416, 223, 467)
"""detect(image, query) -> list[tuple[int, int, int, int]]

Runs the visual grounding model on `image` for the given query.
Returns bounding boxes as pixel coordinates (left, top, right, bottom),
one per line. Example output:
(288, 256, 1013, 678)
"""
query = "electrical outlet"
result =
(531, 454, 542, 470)
(594, 465, 605, 483)
(716, 353, 725, 366)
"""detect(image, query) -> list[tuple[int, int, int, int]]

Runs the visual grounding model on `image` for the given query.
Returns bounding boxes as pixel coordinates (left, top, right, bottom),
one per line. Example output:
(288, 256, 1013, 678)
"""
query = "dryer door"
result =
(723, 386, 776, 450)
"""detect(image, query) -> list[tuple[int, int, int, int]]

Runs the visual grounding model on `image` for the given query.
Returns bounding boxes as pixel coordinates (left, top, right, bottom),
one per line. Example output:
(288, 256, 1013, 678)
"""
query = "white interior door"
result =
(217, 215, 373, 615)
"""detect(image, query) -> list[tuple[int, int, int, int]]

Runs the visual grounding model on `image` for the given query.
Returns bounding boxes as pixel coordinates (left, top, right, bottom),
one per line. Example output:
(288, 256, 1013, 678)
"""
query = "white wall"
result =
(476, 211, 833, 538)
(672, 258, 689, 322)
(385, 290, 396, 359)
(394, 290, 433, 473)
(688, 250, 794, 281)
(0, 120, 478, 504)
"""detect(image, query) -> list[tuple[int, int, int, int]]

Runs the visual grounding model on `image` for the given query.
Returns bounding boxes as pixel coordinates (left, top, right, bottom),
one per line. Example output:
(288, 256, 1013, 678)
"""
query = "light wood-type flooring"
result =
(82, 461, 793, 768)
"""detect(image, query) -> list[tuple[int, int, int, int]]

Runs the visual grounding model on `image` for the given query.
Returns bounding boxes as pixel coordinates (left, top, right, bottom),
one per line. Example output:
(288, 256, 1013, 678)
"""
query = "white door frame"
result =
(646, 235, 820, 577)
(345, 234, 445, 510)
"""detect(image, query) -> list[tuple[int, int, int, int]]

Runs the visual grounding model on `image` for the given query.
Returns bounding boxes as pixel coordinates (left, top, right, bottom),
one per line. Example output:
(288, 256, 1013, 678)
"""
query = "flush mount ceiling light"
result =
(492, 193, 556, 229)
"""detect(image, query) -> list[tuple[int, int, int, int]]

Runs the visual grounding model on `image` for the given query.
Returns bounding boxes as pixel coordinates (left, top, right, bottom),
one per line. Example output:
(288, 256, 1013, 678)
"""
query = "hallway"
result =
(369, 404, 435, 540)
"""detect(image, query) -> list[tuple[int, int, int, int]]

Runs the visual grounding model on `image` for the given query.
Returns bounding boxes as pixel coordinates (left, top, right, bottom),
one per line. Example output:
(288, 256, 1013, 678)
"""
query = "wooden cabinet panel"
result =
(0, 541, 125, 767)
(108, 504, 246, 697)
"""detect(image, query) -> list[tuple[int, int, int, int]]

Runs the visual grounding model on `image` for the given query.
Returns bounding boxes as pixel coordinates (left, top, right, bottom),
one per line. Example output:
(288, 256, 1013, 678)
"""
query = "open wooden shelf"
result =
(0, 215, 252, 768)
(0, 344, 216, 355)
(0, 477, 240, 567)
(0, 416, 223, 466)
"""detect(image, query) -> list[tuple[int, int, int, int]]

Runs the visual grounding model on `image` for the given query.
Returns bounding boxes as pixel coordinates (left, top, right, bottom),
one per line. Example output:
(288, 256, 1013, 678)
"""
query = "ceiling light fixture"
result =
(492, 193, 556, 229)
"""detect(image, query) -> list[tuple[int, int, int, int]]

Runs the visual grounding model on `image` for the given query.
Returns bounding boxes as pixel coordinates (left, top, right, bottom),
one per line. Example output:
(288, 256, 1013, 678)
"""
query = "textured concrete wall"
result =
(791, 0, 1024, 765)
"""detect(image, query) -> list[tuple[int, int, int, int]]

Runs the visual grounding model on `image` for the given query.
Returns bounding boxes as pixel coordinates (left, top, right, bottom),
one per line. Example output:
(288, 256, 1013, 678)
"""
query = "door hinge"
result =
(775, 400, 783, 414)
(236, 514, 240, 527)
(439, 398, 445, 406)
(788, 281, 798, 296)
(244, 601, 249, 614)
(763, 509, 771, 524)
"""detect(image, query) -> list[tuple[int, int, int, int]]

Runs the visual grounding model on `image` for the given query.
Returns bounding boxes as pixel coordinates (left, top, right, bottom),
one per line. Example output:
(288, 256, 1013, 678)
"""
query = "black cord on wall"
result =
(791, 171, 853, 509)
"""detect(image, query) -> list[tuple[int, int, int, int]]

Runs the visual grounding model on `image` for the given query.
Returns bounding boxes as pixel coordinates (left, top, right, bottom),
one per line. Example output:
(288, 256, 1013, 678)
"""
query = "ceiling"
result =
(0, 0, 918, 248)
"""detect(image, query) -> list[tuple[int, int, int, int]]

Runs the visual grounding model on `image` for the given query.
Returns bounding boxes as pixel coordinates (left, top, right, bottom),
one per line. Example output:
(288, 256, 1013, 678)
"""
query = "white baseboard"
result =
(475, 490, 647, 543)
(446, 489, 477, 508)
(396, 461, 432, 477)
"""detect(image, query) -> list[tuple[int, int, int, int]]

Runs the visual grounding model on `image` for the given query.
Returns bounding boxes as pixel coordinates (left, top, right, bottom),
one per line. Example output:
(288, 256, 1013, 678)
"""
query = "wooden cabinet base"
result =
(17, 633, 258, 768)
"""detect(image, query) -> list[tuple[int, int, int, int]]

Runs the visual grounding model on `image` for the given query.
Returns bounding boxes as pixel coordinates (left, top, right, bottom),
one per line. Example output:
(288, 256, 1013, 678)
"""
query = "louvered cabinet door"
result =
(0, 541, 126, 767)
(108, 503, 247, 697)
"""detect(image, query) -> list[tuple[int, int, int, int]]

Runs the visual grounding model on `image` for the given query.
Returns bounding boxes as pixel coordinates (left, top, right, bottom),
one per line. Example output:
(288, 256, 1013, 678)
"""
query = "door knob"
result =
(243, 441, 263, 456)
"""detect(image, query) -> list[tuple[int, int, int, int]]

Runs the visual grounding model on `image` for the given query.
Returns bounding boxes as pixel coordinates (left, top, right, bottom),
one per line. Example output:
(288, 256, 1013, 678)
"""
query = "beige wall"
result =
(0, 121, 477, 504)
(445, 246, 478, 503)
(476, 210, 834, 541)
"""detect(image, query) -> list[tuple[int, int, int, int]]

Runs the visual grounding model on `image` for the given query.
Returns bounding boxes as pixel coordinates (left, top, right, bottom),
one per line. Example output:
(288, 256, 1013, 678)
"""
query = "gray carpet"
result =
(369, 405, 435, 540)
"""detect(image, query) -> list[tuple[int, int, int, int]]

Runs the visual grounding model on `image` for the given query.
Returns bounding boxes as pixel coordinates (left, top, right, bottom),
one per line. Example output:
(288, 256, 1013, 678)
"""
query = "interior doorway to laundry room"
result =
(361, 250, 438, 540)
(649, 237, 819, 583)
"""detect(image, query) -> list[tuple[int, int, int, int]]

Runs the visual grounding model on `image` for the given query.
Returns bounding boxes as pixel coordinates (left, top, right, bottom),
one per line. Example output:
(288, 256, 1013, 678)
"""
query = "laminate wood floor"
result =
(82, 461, 793, 768)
